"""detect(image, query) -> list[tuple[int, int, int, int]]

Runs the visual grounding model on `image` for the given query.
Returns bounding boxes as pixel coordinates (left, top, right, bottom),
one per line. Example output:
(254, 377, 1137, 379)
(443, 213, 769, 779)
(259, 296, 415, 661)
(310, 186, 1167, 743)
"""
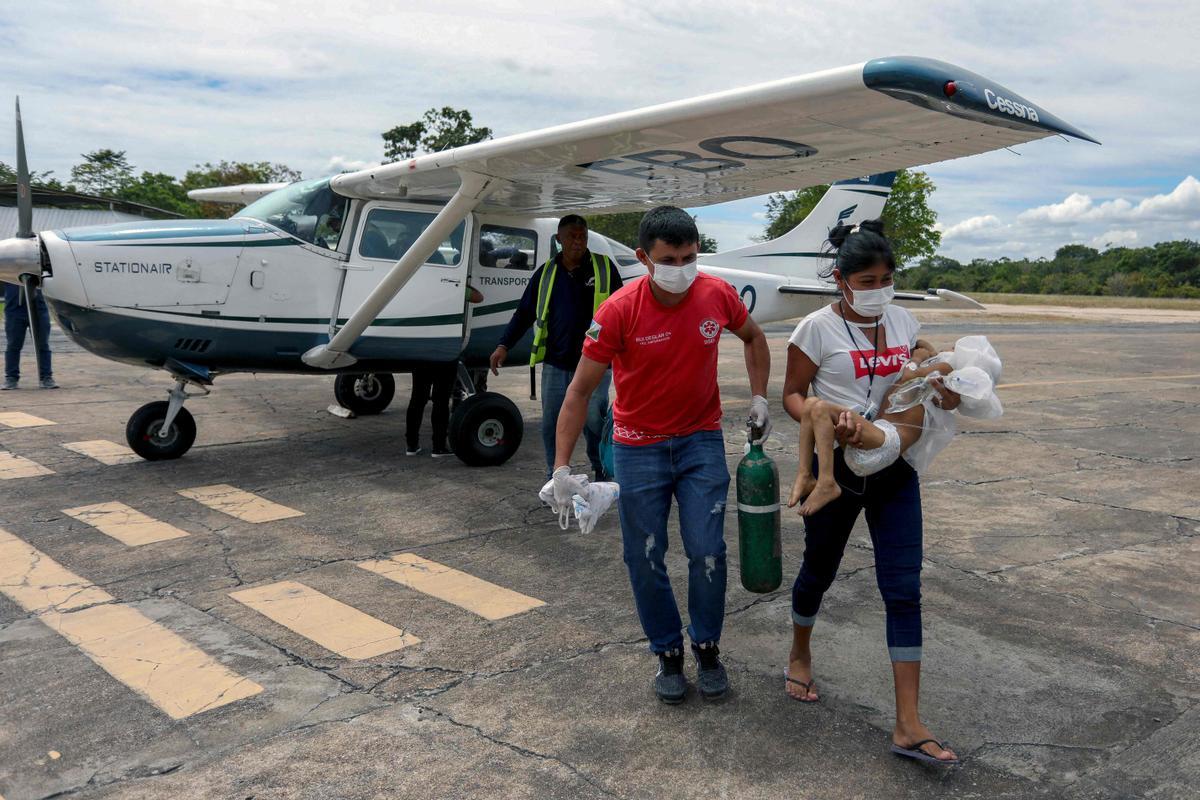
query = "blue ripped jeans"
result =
(792, 447, 924, 662)
(613, 429, 730, 654)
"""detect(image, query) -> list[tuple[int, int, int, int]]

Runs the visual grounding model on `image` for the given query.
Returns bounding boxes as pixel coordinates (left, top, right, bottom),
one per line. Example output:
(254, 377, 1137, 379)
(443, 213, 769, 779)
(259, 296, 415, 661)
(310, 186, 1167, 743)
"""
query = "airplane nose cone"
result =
(0, 236, 40, 285)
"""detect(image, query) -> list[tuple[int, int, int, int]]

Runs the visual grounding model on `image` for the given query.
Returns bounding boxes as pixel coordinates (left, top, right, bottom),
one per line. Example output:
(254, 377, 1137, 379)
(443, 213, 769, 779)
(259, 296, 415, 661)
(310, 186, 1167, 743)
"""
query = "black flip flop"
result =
(890, 738, 960, 766)
(783, 668, 819, 703)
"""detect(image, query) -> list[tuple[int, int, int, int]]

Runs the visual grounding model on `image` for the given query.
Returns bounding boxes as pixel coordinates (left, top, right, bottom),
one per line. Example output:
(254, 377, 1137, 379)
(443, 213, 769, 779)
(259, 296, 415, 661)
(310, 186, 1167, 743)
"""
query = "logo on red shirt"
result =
(699, 318, 720, 340)
(849, 345, 911, 378)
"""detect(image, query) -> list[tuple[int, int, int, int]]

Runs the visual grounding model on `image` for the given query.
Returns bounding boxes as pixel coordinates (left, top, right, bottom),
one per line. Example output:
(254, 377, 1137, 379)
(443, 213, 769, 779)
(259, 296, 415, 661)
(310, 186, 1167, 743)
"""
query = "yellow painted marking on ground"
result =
(0, 527, 111, 613)
(230, 581, 419, 658)
(0, 450, 54, 479)
(63, 502, 190, 547)
(178, 484, 304, 523)
(357, 554, 545, 620)
(998, 372, 1200, 390)
(0, 411, 55, 427)
(0, 527, 263, 718)
(62, 439, 141, 465)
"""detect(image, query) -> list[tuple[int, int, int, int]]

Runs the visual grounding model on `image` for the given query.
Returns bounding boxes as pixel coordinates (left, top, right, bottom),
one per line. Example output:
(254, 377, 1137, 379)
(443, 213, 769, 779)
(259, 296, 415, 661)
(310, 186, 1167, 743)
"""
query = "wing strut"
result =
(302, 171, 496, 369)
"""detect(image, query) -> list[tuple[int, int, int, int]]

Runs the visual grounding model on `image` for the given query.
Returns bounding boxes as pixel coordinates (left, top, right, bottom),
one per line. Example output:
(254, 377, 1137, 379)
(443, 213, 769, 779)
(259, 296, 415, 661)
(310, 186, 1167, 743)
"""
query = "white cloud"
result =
(322, 155, 378, 175)
(939, 214, 1002, 240)
(936, 176, 1198, 260)
(1091, 229, 1138, 248)
(1018, 176, 1200, 225)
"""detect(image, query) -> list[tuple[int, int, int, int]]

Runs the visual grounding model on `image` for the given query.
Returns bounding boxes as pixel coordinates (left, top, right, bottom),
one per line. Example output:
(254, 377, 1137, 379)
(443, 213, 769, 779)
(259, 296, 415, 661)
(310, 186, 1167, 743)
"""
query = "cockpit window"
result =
(237, 177, 348, 251)
(357, 207, 465, 266)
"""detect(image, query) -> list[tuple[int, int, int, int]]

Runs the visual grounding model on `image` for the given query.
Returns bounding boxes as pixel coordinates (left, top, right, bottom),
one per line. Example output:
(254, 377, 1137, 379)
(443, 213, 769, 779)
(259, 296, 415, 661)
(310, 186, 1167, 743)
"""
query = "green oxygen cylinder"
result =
(736, 424, 782, 593)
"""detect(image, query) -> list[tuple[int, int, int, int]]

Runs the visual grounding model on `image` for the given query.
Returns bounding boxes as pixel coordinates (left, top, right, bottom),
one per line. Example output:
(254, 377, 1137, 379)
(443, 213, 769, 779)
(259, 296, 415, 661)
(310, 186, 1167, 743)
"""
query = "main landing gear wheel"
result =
(126, 401, 197, 460)
(448, 392, 523, 467)
(334, 373, 395, 415)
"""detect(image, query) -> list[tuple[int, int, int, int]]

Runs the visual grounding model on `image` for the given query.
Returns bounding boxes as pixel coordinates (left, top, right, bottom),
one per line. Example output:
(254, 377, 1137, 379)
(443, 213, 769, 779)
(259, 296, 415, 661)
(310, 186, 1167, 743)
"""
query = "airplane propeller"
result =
(15, 97, 32, 239)
(3, 96, 50, 377)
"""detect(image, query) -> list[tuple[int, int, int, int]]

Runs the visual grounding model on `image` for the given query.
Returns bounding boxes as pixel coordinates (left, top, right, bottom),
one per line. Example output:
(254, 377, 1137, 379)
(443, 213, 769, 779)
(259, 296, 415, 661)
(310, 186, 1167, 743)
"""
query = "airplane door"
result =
(338, 202, 471, 363)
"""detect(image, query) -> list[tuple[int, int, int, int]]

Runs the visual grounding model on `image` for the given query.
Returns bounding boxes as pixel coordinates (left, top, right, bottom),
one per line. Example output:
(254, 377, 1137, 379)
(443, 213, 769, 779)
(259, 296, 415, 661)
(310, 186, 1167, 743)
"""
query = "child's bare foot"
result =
(788, 473, 817, 507)
(799, 480, 841, 516)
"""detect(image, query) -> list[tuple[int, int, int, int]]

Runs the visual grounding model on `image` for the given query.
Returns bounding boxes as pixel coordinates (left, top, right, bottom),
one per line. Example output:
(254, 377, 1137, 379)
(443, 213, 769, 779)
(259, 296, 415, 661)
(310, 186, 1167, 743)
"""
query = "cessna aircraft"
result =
(0, 56, 1095, 466)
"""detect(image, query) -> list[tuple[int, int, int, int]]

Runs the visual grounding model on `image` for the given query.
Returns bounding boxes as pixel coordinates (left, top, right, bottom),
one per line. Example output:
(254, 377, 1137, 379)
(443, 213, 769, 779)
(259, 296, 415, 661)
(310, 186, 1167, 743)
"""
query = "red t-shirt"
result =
(582, 273, 749, 445)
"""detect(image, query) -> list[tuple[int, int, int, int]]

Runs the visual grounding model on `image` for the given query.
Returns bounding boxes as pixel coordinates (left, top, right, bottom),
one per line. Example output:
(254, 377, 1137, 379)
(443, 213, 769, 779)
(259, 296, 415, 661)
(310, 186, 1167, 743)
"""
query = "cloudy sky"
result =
(2, 1, 1197, 260)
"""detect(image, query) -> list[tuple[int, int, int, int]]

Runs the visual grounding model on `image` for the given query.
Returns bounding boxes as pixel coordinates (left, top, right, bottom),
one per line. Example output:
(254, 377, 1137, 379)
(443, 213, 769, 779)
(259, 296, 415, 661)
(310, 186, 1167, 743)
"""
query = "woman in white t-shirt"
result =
(780, 219, 962, 766)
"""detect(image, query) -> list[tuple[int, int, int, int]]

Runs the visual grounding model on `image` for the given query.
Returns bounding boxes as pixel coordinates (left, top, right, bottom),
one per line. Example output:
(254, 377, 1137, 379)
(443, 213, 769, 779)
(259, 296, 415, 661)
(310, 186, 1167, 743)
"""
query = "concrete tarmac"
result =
(1, 310, 1196, 799)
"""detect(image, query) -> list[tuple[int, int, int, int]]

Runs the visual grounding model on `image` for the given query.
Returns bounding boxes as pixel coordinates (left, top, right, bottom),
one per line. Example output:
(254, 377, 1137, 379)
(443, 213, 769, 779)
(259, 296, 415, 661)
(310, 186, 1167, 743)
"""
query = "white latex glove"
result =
(550, 466, 585, 530)
(748, 395, 772, 442)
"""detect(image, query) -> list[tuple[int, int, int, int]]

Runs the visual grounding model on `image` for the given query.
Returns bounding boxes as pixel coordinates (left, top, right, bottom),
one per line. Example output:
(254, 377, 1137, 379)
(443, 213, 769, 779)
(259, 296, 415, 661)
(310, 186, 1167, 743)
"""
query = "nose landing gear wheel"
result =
(334, 373, 396, 415)
(448, 392, 524, 466)
(126, 401, 197, 460)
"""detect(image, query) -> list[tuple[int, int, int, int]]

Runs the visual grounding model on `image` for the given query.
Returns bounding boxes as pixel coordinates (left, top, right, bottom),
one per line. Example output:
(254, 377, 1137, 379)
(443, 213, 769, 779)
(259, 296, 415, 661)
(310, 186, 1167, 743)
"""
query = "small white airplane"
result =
(0, 56, 1095, 466)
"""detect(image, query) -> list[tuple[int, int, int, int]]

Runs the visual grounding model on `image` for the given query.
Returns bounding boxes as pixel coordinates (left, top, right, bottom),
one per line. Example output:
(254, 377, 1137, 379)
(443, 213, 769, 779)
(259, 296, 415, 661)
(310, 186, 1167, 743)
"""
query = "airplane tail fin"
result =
(701, 172, 897, 279)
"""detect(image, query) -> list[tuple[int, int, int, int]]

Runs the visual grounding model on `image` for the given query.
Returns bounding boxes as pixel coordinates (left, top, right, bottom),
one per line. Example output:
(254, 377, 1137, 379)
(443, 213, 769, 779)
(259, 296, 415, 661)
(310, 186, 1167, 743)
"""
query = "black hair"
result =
(558, 214, 587, 231)
(818, 218, 895, 280)
(637, 205, 699, 253)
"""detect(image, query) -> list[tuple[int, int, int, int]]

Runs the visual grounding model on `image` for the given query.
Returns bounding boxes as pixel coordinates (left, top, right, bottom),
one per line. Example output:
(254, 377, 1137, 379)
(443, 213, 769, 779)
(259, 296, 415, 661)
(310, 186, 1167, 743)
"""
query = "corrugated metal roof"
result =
(0, 207, 151, 236)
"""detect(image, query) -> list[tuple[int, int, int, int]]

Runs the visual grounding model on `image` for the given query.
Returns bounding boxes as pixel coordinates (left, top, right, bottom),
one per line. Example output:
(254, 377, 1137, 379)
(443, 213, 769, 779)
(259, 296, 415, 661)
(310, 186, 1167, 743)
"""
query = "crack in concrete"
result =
(416, 705, 624, 799)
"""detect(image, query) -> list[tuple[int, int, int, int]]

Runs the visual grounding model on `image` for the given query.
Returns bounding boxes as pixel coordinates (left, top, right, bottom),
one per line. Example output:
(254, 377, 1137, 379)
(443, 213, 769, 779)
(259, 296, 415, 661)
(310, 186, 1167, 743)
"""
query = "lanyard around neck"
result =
(839, 301, 881, 402)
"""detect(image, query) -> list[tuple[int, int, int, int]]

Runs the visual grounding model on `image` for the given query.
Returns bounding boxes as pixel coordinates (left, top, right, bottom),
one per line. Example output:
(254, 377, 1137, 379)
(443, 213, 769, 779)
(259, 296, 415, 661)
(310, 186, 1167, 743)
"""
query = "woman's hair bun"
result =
(826, 221, 854, 250)
(819, 217, 895, 281)
(858, 218, 886, 236)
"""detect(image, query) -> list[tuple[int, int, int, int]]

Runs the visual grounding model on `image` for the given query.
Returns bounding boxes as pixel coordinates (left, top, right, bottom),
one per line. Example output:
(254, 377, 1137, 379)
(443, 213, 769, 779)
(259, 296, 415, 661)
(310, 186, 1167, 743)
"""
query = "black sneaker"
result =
(692, 642, 728, 699)
(431, 447, 454, 458)
(655, 649, 687, 704)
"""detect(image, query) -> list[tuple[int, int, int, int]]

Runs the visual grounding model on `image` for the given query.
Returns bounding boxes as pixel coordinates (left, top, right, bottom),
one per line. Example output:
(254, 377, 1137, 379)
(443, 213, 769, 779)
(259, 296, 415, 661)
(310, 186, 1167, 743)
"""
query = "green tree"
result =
(761, 169, 940, 266)
(586, 211, 718, 252)
(382, 107, 492, 162)
(70, 149, 134, 196)
(181, 161, 302, 217)
(0, 160, 61, 188)
(119, 171, 198, 216)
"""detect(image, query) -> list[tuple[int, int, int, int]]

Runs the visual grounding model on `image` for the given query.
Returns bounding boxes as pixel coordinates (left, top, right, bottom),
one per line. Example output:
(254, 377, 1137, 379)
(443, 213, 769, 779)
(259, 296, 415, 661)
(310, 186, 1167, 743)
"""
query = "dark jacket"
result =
(498, 250, 623, 371)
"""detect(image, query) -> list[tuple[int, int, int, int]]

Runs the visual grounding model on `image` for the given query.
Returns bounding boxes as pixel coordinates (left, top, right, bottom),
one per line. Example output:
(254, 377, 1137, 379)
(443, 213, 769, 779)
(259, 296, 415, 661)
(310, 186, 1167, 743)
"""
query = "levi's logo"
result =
(849, 345, 911, 378)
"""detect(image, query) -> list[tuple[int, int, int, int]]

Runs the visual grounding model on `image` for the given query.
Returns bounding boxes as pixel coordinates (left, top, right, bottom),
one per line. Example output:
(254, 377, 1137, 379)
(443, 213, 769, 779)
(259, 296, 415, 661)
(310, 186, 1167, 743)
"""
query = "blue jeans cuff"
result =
(792, 611, 817, 627)
(889, 646, 922, 662)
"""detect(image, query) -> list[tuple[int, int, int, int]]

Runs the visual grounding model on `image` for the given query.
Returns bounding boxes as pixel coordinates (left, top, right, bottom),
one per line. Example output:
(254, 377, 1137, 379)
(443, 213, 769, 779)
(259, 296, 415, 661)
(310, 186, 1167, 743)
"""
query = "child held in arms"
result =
(786, 220, 1004, 517)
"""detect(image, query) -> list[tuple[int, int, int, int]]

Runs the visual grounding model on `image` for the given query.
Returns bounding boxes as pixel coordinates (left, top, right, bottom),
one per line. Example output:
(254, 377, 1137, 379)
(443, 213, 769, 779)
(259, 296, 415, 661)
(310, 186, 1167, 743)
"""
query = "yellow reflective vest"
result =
(528, 252, 613, 366)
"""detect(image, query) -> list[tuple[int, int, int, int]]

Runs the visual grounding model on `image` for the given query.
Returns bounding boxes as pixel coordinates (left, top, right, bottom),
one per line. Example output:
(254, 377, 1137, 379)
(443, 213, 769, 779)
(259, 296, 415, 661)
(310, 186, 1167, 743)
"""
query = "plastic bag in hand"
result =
(572, 481, 620, 534)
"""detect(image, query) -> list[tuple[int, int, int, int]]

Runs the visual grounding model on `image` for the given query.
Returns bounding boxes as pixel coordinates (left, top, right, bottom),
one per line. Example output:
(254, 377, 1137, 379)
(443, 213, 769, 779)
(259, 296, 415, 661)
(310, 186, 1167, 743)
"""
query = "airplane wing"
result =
(186, 183, 291, 204)
(330, 55, 1097, 215)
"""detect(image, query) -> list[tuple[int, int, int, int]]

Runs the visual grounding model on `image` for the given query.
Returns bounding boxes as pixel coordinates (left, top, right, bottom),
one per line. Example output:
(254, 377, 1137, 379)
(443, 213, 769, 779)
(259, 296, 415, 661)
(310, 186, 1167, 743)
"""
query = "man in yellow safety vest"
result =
(490, 215, 623, 479)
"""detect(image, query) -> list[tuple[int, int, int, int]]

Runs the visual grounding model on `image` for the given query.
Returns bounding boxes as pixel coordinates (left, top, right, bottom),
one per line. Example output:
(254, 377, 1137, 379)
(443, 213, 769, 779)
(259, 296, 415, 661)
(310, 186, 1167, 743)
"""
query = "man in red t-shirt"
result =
(550, 206, 771, 704)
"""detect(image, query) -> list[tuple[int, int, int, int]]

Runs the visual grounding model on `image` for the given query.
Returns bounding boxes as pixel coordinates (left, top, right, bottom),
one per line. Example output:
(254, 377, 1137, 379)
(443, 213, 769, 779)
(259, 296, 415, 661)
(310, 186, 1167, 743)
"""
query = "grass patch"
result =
(972, 293, 1200, 310)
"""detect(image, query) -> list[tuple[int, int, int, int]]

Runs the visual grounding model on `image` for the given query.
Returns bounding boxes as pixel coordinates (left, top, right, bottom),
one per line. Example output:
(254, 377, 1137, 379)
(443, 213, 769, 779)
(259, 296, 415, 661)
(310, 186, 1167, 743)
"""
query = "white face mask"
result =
(844, 284, 894, 317)
(650, 261, 698, 294)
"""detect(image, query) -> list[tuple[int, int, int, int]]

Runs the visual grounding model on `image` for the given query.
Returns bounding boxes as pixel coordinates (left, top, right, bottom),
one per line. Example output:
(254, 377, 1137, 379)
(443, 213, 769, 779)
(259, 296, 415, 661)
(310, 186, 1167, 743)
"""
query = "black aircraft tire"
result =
(448, 392, 524, 467)
(334, 373, 396, 415)
(126, 402, 197, 461)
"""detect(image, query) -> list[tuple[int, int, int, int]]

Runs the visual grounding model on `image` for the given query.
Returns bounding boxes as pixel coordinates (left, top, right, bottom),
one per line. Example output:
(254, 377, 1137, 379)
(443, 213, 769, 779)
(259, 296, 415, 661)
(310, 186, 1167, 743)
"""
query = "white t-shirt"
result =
(788, 303, 921, 414)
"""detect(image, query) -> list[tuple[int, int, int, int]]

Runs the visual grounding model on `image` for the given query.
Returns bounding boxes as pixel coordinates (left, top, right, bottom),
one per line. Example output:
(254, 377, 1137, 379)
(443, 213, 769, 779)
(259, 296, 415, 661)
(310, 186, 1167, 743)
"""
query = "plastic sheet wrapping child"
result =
(789, 335, 1004, 516)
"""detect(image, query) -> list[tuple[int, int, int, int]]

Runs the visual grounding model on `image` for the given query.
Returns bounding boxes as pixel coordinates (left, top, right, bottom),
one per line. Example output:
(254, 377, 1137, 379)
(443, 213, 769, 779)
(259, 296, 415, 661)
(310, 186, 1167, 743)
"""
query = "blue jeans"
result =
(791, 448, 924, 662)
(541, 363, 610, 478)
(4, 287, 52, 381)
(614, 429, 730, 653)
